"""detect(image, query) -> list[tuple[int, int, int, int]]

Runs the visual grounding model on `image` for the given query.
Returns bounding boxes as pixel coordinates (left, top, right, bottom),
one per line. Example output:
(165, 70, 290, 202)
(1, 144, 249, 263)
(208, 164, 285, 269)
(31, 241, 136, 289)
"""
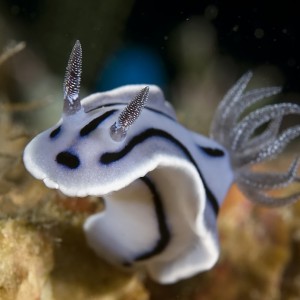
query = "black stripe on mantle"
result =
(86, 103, 176, 121)
(100, 128, 220, 215)
(80, 110, 117, 137)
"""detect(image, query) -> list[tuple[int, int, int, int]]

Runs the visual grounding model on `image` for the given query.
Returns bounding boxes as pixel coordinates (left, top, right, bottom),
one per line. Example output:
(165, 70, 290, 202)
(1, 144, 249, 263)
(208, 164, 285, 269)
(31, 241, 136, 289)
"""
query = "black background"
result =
(3, 0, 300, 91)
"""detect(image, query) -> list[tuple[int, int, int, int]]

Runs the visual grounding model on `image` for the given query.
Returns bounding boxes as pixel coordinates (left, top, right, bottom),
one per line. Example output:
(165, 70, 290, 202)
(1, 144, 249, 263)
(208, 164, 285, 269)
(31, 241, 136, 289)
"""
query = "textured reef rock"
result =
(0, 219, 53, 300)
(0, 114, 149, 300)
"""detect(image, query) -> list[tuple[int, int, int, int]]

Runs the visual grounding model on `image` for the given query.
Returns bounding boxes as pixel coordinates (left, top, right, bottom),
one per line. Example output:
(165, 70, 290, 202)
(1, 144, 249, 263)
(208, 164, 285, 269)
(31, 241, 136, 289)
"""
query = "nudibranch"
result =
(23, 41, 300, 284)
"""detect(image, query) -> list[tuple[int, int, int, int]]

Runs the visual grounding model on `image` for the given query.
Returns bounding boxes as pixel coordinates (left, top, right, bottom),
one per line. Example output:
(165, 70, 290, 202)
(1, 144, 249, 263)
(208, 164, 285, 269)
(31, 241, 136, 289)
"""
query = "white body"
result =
(23, 42, 300, 283)
(24, 85, 233, 283)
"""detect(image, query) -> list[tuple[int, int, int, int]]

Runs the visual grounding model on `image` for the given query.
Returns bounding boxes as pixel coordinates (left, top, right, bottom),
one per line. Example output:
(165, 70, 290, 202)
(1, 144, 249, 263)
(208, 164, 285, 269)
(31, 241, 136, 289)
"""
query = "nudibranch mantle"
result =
(23, 41, 300, 284)
(24, 84, 231, 201)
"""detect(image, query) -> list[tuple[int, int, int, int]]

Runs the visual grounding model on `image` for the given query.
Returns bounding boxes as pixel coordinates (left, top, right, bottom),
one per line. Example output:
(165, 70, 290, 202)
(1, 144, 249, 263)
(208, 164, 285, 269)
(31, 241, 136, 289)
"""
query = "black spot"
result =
(80, 110, 117, 137)
(56, 151, 80, 169)
(199, 146, 225, 157)
(49, 126, 61, 138)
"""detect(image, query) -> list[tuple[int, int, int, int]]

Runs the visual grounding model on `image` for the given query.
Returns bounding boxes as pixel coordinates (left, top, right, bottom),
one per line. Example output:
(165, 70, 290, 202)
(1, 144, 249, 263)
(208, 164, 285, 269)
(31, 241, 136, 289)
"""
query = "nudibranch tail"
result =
(110, 86, 149, 141)
(211, 72, 300, 206)
(63, 40, 82, 115)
